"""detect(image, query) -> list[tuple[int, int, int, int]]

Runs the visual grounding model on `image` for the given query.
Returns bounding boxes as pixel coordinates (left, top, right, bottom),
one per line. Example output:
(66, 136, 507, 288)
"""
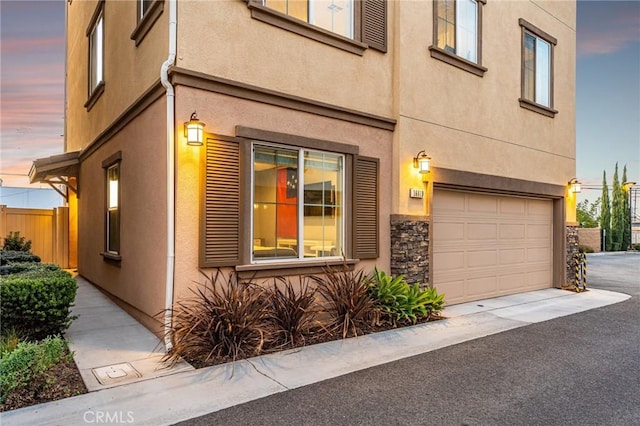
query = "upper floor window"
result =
(131, 0, 164, 46)
(248, 0, 387, 55)
(252, 144, 344, 262)
(430, 0, 486, 76)
(519, 19, 557, 117)
(140, 0, 153, 19)
(85, 0, 105, 110)
(264, 0, 354, 39)
(89, 9, 104, 95)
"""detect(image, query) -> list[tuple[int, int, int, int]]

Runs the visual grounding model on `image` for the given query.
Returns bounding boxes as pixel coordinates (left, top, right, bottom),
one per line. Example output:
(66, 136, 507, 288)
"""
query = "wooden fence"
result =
(0, 205, 69, 267)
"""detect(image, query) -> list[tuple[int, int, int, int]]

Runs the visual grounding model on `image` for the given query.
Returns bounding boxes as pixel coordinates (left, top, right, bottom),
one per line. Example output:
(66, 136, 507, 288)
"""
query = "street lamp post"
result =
(623, 181, 636, 250)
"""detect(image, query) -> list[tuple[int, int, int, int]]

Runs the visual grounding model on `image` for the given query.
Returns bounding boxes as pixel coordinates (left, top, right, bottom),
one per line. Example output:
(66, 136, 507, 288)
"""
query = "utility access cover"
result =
(92, 363, 141, 385)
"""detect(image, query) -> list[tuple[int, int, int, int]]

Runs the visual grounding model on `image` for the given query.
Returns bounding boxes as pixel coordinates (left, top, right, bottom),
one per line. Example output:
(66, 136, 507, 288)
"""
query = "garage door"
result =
(432, 189, 553, 304)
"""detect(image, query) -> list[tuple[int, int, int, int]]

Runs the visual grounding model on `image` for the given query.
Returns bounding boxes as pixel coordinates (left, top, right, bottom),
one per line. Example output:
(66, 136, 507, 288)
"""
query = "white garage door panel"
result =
(433, 190, 553, 305)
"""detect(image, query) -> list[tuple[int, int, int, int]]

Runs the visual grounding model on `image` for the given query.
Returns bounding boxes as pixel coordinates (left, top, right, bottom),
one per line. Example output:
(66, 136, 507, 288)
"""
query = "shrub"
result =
(163, 270, 275, 367)
(0, 330, 21, 357)
(370, 269, 445, 324)
(1, 262, 60, 275)
(0, 336, 68, 403)
(634, 243, 640, 251)
(0, 251, 41, 266)
(311, 266, 379, 339)
(1, 231, 32, 252)
(266, 277, 318, 347)
(1, 270, 77, 340)
(578, 245, 595, 254)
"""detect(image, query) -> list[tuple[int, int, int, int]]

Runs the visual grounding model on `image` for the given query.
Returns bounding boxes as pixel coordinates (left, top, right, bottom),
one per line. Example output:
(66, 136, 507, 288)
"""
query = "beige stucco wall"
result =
(176, 0, 394, 120)
(77, 99, 167, 328)
(577, 228, 601, 253)
(392, 0, 576, 215)
(173, 86, 393, 301)
(66, 0, 168, 152)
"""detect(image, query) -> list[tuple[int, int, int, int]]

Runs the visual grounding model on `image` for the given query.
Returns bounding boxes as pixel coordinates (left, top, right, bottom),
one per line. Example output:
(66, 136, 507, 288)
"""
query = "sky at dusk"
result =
(0, 0, 638, 201)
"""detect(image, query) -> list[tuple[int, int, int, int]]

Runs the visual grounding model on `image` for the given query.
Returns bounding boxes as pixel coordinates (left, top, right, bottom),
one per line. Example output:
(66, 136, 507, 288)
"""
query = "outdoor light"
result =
(413, 151, 431, 174)
(569, 178, 582, 193)
(184, 111, 205, 146)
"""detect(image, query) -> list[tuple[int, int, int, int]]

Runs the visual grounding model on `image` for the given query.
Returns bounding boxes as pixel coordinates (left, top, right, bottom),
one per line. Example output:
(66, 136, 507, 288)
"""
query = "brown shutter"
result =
(362, 0, 387, 53)
(353, 156, 379, 259)
(200, 138, 240, 267)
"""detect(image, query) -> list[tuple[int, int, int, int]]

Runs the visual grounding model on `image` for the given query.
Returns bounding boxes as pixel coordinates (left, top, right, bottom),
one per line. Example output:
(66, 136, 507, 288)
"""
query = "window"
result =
(248, 0, 387, 55)
(85, 0, 105, 109)
(200, 128, 379, 270)
(102, 152, 121, 259)
(430, 0, 486, 76)
(89, 10, 104, 95)
(264, 0, 353, 38)
(519, 19, 557, 117)
(131, 0, 164, 45)
(252, 145, 344, 262)
(140, 0, 153, 19)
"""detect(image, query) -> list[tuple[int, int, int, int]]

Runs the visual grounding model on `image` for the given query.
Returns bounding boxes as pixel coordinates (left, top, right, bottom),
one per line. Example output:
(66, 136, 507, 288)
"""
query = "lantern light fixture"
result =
(569, 178, 582, 193)
(413, 150, 431, 174)
(184, 111, 205, 146)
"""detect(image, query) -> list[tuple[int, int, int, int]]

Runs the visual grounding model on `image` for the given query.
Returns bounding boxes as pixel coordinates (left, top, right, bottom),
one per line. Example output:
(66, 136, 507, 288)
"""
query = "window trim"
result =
(86, 0, 105, 110)
(518, 18, 558, 117)
(430, 0, 487, 77)
(101, 152, 122, 261)
(247, 0, 368, 56)
(250, 142, 347, 264)
(131, 0, 164, 46)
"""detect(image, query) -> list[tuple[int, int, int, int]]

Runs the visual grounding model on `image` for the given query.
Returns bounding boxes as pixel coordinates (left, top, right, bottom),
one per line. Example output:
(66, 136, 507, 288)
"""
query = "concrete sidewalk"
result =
(2, 281, 629, 426)
(65, 277, 192, 391)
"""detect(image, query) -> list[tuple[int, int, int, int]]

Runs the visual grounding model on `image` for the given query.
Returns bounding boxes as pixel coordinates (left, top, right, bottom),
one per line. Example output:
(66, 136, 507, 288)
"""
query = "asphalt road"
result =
(178, 253, 640, 426)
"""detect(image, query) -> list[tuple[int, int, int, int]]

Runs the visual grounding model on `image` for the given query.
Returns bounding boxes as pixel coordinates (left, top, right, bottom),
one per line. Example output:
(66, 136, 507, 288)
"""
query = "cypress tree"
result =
(611, 163, 624, 251)
(600, 170, 611, 251)
(622, 165, 631, 250)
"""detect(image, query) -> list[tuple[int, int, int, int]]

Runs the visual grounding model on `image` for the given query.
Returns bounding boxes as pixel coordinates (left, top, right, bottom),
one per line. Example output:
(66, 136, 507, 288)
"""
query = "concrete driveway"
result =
(180, 252, 640, 426)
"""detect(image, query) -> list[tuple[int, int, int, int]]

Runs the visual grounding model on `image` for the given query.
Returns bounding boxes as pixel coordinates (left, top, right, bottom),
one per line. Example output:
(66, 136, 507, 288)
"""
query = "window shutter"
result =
(362, 0, 387, 53)
(201, 139, 240, 267)
(353, 156, 379, 259)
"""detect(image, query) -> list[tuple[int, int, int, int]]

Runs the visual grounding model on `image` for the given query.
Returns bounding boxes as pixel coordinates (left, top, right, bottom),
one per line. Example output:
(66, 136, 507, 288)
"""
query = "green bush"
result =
(1, 262, 60, 275)
(1, 270, 77, 340)
(370, 268, 445, 324)
(1, 231, 32, 252)
(0, 336, 68, 403)
(634, 243, 640, 251)
(578, 245, 595, 254)
(0, 251, 41, 266)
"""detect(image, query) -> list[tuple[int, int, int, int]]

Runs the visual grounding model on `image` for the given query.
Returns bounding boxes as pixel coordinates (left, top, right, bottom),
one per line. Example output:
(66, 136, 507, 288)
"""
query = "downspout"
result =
(160, 0, 177, 352)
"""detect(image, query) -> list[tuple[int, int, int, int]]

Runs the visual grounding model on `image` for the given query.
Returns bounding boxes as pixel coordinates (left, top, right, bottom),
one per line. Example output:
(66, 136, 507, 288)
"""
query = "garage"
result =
(432, 189, 553, 304)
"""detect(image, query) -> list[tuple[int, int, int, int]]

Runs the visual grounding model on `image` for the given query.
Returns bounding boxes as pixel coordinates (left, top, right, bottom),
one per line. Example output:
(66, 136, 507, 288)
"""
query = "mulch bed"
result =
(0, 353, 88, 412)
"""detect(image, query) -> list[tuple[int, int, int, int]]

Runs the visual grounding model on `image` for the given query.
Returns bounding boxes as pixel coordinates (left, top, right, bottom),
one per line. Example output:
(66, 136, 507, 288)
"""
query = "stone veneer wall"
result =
(390, 215, 429, 285)
(565, 225, 579, 287)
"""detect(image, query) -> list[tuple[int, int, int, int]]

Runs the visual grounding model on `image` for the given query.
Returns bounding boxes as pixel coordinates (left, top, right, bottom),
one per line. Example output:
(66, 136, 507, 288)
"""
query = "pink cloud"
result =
(0, 37, 65, 54)
(578, 4, 640, 57)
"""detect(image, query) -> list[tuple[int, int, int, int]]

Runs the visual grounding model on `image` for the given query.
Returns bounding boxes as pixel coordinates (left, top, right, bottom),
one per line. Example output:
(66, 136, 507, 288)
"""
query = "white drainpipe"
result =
(160, 0, 177, 352)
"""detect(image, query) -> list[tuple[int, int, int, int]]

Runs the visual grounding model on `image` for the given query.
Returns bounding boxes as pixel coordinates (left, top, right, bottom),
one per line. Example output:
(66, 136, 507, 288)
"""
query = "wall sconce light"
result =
(413, 150, 431, 174)
(569, 178, 582, 193)
(184, 111, 205, 146)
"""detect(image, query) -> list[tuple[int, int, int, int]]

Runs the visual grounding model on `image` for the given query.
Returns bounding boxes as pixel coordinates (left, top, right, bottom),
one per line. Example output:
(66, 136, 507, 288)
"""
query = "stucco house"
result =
(30, 0, 578, 337)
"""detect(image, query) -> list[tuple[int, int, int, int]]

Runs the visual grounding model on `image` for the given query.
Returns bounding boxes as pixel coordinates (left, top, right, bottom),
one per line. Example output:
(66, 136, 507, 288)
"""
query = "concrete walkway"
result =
(66, 276, 193, 391)
(2, 281, 630, 426)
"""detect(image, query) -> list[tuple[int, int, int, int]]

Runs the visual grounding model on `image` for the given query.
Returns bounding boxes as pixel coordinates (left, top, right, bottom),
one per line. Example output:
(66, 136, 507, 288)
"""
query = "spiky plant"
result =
(311, 266, 379, 339)
(266, 277, 319, 347)
(162, 270, 275, 367)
